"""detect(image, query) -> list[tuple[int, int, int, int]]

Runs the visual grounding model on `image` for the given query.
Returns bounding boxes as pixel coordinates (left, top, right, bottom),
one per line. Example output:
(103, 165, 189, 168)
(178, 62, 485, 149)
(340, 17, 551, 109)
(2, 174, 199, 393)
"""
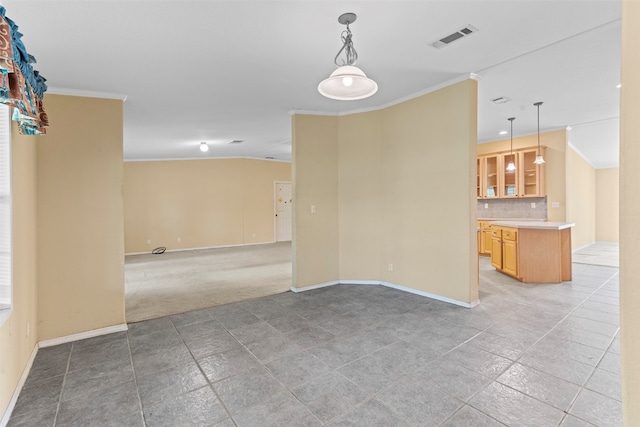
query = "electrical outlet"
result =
(311, 205, 316, 214)
(252, 233, 256, 238)
(177, 237, 181, 243)
(552, 201, 560, 208)
(388, 263, 394, 272)
(146, 239, 151, 245)
(531, 202, 536, 208)
(484, 203, 489, 209)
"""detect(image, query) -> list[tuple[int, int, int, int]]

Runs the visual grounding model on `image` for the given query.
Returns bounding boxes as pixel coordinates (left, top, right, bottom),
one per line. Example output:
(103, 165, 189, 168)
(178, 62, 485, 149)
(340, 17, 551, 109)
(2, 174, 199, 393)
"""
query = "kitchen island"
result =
(488, 221, 575, 283)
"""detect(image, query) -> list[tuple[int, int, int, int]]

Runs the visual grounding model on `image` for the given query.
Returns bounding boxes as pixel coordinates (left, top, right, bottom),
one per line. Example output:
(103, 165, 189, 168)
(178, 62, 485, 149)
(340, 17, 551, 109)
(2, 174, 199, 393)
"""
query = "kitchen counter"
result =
(490, 221, 575, 230)
(489, 222, 573, 283)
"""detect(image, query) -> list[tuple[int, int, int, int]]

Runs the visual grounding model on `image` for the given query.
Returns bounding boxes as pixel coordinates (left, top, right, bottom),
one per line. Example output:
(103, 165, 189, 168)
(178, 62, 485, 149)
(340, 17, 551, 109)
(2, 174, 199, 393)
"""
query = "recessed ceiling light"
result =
(566, 126, 572, 131)
(200, 142, 209, 152)
(616, 83, 622, 88)
(499, 130, 508, 135)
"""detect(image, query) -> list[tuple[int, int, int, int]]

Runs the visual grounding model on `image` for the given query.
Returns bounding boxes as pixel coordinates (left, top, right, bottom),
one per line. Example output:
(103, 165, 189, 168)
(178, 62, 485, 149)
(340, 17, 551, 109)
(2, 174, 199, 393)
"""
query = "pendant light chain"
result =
(506, 117, 516, 172)
(533, 102, 546, 164)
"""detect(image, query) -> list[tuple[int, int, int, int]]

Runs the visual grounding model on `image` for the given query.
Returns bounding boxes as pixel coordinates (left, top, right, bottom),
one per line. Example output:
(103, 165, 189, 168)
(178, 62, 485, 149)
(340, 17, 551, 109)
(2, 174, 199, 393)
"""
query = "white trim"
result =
(380, 281, 478, 308)
(290, 73, 475, 118)
(38, 324, 128, 348)
(123, 156, 291, 163)
(46, 87, 128, 101)
(0, 343, 38, 427)
(289, 279, 479, 308)
(339, 280, 381, 285)
(125, 241, 277, 256)
(291, 281, 340, 293)
(568, 142, 596, 168)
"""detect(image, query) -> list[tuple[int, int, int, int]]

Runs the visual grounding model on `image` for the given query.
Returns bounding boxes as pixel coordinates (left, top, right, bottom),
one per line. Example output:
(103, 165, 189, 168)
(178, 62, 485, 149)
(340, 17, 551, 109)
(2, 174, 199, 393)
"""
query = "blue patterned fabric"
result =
(0, 6, 48, 135)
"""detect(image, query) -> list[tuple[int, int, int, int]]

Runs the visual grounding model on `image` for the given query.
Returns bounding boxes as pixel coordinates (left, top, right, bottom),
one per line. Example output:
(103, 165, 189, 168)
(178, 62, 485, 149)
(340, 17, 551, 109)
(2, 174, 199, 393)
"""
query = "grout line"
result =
(51, 344, 74, 427)
(124, 331, 147, 427)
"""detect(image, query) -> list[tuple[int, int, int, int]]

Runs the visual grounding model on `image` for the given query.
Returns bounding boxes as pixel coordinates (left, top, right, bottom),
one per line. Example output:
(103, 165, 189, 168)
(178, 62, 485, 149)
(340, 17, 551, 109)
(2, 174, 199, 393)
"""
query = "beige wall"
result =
(292, 115, 340, 288)
(36, 95, 125, 340)
(338, 111, 383, 281)
(123, 159, 291, 253)
(293, 80, 479, 304)
(478, 130, 567, 222)
(566, 146, 596, 249)
(596, 167, 619, 242)
(0, 126, 38, 419)
(620, 1, 639, 423)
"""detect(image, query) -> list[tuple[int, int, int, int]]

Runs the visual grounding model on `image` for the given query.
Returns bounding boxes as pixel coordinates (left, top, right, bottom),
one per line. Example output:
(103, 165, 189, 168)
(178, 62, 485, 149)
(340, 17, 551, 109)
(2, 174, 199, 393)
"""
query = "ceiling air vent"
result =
(429, 25, 479, 49)
(491, 96, 511, 104)
(229, 139, 244, 144)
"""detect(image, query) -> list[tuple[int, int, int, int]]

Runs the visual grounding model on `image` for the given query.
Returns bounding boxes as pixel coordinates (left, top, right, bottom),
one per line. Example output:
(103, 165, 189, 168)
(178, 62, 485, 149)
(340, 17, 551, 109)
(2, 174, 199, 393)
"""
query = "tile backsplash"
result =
(477, 197, 547, 220)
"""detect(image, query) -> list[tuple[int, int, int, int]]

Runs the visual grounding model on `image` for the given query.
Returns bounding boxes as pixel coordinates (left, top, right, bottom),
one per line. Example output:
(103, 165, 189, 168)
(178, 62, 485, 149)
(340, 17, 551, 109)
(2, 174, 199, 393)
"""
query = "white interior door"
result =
(275, 182, 292, 242)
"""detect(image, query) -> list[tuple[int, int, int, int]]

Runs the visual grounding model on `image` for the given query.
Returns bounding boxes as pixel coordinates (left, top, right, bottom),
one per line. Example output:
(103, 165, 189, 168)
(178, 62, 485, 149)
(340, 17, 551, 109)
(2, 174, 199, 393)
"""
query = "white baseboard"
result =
(291, 279, 478, 308)
(380, 281, 478, 308)
(125, 241, 279, 256)
(1, 343, 38, 427)
(39, 323, 128, 348)
(572, 242, 596, 253)
(339, 280, 381, 285)
(291, 281, 340, 293)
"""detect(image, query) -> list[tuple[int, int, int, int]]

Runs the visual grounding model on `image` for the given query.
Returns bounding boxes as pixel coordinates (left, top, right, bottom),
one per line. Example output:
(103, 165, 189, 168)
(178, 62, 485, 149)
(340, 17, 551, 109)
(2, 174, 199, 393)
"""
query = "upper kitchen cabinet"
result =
(477, 146, 545, 199)
(501, 152, 519, 198)
(478, 154, 500, 199)
(518, 148, 545, 198)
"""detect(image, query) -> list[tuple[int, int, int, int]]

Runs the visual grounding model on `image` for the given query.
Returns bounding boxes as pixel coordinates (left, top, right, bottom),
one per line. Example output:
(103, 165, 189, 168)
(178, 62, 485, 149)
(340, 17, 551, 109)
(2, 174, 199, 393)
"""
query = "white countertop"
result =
(490, 220, 575, 230)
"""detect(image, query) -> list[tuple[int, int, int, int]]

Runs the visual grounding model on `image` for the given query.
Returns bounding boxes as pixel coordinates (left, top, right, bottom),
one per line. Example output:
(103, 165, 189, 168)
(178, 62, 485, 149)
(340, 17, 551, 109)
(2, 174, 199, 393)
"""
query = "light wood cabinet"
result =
(490, 226, 518, 277)
(502, 229, 518, 276)
(477, 146, 545, 199)
(477, 221, 493, 256)
(518, 148, 545, 198)
(478, 154, 500, 199)
(490, 227, 503, 269)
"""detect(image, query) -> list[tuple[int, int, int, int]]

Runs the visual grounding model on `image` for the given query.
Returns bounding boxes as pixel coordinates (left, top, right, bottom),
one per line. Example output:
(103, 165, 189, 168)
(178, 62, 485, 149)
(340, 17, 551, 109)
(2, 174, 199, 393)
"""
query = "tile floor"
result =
(8, 257, 621, 426)
(572, 242, 619, 268)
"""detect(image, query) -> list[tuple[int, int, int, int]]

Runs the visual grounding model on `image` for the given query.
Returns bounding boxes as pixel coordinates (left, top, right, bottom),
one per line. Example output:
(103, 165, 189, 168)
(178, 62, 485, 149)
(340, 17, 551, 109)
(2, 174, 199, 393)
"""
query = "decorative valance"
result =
(0, 6, 48, 135)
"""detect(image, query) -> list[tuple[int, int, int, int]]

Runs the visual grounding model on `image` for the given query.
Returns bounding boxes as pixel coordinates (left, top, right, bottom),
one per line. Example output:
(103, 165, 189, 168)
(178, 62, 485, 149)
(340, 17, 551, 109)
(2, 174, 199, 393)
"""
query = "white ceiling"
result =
(2, 1, 621, 167)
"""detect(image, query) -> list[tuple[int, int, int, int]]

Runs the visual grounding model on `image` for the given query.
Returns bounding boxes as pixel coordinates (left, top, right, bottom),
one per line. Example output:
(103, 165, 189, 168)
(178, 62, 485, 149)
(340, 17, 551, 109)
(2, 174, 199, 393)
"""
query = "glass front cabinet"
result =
(478, 154, 500, 199)
(477, 147, 545, 199)
(518, 148, 545, 197)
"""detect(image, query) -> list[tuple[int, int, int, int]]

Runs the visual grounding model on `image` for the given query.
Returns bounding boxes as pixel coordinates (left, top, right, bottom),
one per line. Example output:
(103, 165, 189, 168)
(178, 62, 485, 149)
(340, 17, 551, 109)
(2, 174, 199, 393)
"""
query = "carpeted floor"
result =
(572, 241, 619, 268)
(125, 242, 292, 322)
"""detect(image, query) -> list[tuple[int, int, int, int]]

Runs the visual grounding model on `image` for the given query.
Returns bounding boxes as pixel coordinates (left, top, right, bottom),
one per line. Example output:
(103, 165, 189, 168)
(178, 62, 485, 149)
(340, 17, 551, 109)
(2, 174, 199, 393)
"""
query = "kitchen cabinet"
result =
(501, 228, 518, 276)
(518, 148, 545, 197)
(489, 221, 574, 283)
(490, 227, 503, 269)
(478, 154, 500, 199)
(478, 221, 492, 256)
(477, 146, 545, 199)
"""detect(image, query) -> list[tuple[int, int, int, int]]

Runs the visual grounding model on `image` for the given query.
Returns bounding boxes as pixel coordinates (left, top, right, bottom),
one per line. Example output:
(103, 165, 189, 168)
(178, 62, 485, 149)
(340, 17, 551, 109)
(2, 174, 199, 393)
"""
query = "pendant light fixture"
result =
(318, 13, 378, 101)
(533, 101, 545, 164)
(200, 142, 209, 152)
(506, 117, 516, 172)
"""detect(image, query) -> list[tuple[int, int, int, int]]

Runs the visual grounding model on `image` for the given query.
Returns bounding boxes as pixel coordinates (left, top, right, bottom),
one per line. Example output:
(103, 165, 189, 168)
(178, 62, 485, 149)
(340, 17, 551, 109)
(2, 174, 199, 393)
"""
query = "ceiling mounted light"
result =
(533, 102, 545, 164)
(499, 130, 508, 135)
(506, 117, 516, 172)
(200, 142, 209, 152)
(318, 13, 378, 101)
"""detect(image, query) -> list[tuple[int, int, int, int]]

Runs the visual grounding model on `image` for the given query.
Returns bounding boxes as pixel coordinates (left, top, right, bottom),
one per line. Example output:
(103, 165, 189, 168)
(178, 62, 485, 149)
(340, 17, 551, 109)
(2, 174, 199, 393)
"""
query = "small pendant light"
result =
(506, 117, 516, 172)
(533, 102, 545, 164)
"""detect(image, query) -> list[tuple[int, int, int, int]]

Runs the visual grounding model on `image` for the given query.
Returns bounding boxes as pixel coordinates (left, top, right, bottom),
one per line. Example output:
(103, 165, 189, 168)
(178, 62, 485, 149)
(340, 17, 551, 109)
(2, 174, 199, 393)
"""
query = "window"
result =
(0, 103, 11, 325)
